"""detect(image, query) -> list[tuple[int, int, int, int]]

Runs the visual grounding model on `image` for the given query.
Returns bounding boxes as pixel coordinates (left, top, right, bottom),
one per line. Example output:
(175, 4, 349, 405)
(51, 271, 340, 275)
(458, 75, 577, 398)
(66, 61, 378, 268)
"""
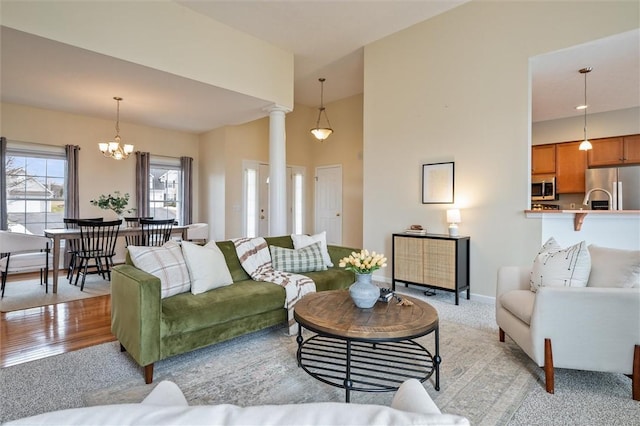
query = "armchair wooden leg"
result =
(499, 328, 505, 342)
(544, 338, 554, 394)
(144, 364, 154, 384)
(633, 345, 639, 401)
(120, 343, 126, 352)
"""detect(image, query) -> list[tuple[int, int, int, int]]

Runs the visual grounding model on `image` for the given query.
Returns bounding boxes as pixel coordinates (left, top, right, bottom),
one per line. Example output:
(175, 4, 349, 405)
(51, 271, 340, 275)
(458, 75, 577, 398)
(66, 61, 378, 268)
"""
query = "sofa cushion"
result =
(303, 268, 355, 292)
(161, 280, 286, 336)
(270, 241, 327, 273)
(292, 231, 334, 267)
(587, 244, 640, 288)
(499, 290, 536, 325)
(215, 240, 251, 283)
(530, 240, 591, 292)
(128, 241, 191, 298)
(181, 241, 233, 295)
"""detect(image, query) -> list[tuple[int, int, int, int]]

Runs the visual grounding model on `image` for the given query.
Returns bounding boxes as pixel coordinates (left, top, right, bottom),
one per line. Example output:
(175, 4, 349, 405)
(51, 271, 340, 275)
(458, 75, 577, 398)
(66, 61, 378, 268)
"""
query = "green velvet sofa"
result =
(110, 236, 357, 384)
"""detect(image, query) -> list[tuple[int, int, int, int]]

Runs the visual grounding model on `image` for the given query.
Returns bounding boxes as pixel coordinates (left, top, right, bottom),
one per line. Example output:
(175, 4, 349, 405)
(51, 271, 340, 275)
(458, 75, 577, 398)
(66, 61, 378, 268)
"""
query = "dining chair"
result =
(124, 217, 153, 247)
(74, 219, 121, 290)
(64, 217, 103, 283)
(140, 218, 175, 247)
(0, 230, 53, 298)
(186, 223, 209, 245)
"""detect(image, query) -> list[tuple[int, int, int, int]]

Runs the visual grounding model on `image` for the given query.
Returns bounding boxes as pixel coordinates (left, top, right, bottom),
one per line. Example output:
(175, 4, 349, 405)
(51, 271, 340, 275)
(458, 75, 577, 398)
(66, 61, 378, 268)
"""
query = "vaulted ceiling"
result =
(1, 2, 637, 133)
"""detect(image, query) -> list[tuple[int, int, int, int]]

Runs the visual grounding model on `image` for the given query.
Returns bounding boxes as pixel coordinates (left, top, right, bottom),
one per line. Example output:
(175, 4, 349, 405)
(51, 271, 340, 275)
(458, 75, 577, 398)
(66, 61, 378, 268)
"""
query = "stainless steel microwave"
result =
(531, 176, 556, 201)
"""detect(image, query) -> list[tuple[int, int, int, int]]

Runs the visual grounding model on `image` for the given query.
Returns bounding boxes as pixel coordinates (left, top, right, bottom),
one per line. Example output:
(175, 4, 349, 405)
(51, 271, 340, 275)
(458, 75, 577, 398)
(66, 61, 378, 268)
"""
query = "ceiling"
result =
(1, 1, 638, 134)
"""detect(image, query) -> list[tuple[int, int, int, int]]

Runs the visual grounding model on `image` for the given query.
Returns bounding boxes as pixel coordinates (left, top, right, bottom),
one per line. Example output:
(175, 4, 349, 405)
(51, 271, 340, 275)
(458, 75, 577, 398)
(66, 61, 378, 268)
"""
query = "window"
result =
(5, 143, 66, 234)
(292, 167, 305, 235)
(244, 166, 258, 238)
(149, 157, 182, 224)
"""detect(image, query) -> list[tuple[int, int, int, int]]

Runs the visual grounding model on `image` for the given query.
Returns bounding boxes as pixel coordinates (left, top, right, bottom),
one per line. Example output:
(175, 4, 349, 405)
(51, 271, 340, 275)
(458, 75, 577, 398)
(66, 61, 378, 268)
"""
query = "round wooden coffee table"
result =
(294, 290, 440, 402)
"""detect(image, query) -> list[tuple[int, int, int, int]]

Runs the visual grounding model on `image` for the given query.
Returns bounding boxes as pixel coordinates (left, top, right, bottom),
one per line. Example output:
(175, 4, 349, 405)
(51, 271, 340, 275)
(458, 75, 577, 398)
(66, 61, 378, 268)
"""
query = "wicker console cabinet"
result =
(392, 233, 470, 305)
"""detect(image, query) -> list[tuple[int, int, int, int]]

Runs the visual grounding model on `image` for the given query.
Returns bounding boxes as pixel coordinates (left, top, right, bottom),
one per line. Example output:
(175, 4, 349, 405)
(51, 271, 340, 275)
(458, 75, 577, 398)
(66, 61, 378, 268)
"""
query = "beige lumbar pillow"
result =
(128, 241, 191, 298)
(530, 239, 591, 292)
(587, 244, 640, 288)
(182, 241, 233, 295)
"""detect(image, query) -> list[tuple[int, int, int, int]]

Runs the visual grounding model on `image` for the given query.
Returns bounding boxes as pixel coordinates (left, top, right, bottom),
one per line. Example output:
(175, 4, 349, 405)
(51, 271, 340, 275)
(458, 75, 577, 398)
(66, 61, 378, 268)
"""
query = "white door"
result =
(258, 164, 293, 237)
(315, 165, 342, 245)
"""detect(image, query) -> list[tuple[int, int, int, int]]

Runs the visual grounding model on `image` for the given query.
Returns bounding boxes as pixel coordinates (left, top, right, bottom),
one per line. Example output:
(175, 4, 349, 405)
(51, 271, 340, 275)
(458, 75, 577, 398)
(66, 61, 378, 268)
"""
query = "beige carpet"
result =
(0, 274, 111, 312)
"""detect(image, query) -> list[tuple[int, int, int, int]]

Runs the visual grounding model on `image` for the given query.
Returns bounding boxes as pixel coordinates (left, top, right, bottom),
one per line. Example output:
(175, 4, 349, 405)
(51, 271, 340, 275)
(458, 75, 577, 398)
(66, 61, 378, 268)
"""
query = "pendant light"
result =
(98, 97, 134, 160)
(578, 67, 593, 151)
(310, 78, 333, 141)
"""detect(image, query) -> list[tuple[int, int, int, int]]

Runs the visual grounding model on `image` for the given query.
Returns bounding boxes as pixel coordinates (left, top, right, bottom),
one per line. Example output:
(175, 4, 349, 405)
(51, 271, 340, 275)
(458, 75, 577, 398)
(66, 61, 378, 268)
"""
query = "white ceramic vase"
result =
(349, 272, 379, 309)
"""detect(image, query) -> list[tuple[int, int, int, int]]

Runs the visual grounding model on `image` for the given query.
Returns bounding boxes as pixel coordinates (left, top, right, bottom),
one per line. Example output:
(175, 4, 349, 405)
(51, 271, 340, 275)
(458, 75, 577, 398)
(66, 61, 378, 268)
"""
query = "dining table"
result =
(43, 225, 188, 293)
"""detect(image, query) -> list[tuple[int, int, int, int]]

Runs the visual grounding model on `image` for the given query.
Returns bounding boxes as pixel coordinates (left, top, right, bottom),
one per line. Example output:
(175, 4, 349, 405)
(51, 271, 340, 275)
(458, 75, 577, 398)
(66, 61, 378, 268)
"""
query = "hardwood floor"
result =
(0, 274, 115, 368)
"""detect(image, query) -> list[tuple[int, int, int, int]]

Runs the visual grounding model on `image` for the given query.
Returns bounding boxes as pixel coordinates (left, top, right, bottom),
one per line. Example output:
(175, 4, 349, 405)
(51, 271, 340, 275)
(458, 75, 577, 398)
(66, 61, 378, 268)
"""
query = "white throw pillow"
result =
(182, 241, 234, 295)
(587, 244, 640, 288)
(128, 241, 191, 298)
(537, 237, 561, 256)
(291, 231, 333, 267)
(530, 240, 591, 292)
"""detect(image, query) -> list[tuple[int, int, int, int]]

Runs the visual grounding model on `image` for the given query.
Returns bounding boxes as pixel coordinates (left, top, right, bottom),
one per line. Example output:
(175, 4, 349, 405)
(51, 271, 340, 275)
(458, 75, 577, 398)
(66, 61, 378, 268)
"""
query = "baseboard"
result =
(374, 275, 495, 304)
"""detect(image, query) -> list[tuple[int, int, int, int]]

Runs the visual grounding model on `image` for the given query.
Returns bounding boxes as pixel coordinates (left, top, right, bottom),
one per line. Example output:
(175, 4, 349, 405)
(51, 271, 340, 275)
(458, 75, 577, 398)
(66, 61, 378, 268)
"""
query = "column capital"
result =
(263, 104, 292, 114)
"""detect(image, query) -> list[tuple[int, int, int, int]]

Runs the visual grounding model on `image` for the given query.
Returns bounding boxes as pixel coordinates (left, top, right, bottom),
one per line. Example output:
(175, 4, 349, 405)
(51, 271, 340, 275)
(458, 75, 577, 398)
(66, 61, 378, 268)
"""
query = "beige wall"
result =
(533, 107, 640, 145)
(198, 94, 364, 245)
(1, 1, 294, 108)
(364, 1, 639, 297)
(1, 102, 200, 220)
(310, 94, 364, 248)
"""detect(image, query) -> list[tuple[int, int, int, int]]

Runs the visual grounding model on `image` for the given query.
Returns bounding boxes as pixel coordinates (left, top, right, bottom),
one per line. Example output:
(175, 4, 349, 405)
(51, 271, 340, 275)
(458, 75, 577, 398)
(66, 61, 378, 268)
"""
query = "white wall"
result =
(364, 1, 639, 297)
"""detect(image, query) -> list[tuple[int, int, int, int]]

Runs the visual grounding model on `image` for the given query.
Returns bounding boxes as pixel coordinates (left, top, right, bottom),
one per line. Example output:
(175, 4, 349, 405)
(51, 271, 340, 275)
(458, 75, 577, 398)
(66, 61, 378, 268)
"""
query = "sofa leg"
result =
(120, 343, 126, 353)
(633, 345, 640, 401)
(144, 364, 154, 384)
(544, 338, 554, 394)
(499, 328, 505, 342)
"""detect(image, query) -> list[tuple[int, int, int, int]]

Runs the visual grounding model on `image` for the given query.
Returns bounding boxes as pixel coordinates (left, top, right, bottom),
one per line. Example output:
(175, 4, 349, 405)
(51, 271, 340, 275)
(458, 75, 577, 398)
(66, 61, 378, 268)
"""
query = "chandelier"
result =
(98, 97, 134, 160)
(577, 67, 593, 151)
(310, 78, 333, 141)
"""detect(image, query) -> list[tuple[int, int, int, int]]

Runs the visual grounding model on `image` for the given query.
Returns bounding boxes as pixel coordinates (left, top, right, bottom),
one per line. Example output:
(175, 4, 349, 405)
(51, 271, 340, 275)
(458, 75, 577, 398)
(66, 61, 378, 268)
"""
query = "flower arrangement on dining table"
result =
(339, 249, 388, 275)
(89, 191, 135, 216)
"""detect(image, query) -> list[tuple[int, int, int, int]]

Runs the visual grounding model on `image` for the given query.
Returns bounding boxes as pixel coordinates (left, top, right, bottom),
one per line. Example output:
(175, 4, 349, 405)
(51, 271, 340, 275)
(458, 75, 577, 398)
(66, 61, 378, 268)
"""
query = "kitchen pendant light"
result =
(310, 78, 333, 141)
(578, 67, 593, 151)
(98, 97, 134, 160)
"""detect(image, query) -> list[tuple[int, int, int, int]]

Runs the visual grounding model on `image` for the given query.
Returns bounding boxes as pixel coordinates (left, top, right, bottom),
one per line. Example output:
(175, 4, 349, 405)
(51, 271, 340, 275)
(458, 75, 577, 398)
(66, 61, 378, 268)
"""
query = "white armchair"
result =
(0, 230, 53, 297)
(496, 265, 640, 400)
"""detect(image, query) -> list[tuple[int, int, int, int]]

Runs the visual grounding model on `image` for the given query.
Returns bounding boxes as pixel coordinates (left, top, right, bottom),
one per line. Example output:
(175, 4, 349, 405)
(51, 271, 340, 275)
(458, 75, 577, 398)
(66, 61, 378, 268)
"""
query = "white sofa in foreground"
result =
(496, 243, 640, 400)
(6, 379, 470, 425)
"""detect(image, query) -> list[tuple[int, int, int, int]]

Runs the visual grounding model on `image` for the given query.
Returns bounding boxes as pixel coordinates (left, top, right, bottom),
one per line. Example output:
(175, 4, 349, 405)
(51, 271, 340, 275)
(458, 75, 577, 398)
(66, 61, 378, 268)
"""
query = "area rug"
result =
(85, 320, 535, 425)
(0, 274, 110, 312)
(2, 289, 637, 425)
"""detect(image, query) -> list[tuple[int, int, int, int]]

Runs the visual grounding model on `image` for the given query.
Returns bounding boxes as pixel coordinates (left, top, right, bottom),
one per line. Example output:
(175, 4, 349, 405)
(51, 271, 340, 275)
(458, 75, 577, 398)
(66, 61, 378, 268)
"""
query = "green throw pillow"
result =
(270, 241, 327, 273)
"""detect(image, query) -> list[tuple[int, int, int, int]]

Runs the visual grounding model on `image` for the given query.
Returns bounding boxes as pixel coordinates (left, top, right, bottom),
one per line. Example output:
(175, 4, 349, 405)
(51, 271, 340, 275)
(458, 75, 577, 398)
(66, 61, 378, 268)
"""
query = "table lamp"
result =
(446, 209, 461, 237)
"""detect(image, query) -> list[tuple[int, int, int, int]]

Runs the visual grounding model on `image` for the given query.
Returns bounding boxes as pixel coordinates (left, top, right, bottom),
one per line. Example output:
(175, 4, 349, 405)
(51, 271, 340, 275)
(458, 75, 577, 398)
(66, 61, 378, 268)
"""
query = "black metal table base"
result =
(296, 330, 440, 402)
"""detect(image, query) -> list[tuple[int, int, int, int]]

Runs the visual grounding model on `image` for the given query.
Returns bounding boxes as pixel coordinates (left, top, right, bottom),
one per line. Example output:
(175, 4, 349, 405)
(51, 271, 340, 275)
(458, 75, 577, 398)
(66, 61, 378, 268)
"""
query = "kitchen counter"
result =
(525, 209, 640, 231)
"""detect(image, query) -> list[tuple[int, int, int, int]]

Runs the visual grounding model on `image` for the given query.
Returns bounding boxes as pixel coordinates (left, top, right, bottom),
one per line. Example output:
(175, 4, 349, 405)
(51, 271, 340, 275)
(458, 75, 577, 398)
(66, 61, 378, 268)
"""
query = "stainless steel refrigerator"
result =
(584, 166, 640, 210)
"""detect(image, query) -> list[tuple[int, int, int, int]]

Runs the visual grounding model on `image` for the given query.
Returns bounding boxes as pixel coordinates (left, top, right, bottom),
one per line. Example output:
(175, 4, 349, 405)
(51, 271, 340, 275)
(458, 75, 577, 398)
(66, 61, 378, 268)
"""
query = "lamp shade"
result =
(446, 209, 461, 224)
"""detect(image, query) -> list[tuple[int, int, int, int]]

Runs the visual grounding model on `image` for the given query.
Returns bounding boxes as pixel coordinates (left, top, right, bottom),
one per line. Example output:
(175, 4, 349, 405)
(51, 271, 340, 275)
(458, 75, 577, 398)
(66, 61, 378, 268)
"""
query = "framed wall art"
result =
(422, 162, 454, 204)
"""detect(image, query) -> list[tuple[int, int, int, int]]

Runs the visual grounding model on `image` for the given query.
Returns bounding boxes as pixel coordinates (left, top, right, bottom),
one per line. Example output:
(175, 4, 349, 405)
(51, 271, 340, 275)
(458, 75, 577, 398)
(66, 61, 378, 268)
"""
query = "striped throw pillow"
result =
(270, 241, 327, 273)
(128, 240, 191, 298)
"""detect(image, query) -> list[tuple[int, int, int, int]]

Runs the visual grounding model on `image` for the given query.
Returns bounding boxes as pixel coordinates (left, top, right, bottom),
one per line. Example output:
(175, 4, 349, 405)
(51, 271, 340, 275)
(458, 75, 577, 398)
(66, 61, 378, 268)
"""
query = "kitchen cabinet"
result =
(556, 141, 587, 193)
(588, 135, 640, 167)
(531, 145, 556, 174)
(392, 233, 470, 305)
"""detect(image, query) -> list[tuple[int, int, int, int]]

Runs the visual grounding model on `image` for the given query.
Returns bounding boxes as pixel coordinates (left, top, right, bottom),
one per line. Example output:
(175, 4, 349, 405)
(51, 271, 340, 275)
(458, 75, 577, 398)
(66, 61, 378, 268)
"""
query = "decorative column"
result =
(266, 105, 291, 236)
